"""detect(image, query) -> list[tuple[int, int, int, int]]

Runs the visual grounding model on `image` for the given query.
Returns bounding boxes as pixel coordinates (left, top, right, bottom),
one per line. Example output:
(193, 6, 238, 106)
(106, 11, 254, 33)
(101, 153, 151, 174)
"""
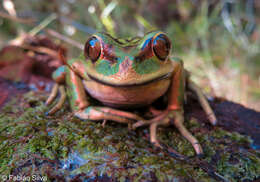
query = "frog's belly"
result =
(83, 78, 171, 108)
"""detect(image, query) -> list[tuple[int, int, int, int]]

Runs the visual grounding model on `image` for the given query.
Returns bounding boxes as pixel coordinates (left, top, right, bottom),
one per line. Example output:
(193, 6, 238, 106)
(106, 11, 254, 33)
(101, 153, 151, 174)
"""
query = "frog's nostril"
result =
(119, 57, 132, 73)
(124, 57, 132, 66)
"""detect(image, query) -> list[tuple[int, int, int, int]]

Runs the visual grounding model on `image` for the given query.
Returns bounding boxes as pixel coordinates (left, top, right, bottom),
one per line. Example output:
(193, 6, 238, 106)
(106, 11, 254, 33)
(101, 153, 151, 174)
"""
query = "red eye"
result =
(135, 37, 153, 62)
(84, 36, 101, 63)
(152, 34, 171, 61)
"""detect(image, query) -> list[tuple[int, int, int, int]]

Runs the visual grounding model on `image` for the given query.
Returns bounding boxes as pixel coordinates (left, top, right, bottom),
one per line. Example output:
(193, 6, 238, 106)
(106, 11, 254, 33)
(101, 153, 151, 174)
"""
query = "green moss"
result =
(0, 91, 259, 181)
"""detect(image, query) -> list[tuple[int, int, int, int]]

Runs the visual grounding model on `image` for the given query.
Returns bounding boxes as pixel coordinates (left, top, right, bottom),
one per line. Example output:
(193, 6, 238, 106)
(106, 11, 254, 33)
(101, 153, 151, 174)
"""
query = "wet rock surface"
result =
(186, 97, 260, 151)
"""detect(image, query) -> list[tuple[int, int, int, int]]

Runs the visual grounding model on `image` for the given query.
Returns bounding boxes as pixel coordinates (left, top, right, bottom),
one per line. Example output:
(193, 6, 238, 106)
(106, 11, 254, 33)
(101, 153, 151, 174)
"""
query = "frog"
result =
(45, 31, 217, 155)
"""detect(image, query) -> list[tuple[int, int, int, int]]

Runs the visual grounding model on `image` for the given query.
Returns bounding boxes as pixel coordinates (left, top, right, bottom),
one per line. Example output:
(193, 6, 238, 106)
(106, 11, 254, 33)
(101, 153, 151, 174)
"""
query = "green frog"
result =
(46, 31, 217, 155)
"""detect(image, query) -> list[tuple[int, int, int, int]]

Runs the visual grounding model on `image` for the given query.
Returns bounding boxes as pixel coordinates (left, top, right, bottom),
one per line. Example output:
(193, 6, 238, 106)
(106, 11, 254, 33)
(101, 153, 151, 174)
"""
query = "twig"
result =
(0, 11, 35, 24)
(29, 13, 57, 36)
(18, 44, 59, 58)
(9, 13, 57, 46)
(59, 16, 96, 34)
(46, 29, 84, 50)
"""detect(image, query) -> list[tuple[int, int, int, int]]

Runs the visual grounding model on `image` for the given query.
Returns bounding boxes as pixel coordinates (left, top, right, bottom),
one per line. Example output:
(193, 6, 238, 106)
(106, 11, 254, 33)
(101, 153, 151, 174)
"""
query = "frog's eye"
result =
(152, 34, 171, 61)
(135, 38, 153, 62)
(84, 36, 101, 63)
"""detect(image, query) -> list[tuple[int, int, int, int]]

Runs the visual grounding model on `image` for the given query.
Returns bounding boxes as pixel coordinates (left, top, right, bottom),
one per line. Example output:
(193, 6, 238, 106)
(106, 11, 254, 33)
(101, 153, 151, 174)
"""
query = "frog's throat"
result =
(87, 72, 172, 87)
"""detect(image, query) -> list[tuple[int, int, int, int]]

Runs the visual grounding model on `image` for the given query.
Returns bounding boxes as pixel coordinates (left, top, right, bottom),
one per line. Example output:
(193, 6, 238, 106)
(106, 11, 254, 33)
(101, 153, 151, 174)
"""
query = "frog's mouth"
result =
(84, 56, 174, 87)
(87, 72, 172, 87)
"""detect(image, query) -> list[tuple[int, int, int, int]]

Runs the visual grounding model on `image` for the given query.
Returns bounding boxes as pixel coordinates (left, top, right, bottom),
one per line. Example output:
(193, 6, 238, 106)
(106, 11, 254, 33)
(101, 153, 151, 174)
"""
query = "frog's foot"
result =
(133, 110, 203, 155)
(132, 110, 168, 129)
(75, 106, 145, 128)
(45, 83, 66, 115)
(170, 110, 203, 155)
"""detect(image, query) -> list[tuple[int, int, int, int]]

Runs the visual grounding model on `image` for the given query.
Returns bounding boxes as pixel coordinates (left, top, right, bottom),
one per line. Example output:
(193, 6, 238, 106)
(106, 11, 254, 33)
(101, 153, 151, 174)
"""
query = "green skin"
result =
(46, 31, 217, 155)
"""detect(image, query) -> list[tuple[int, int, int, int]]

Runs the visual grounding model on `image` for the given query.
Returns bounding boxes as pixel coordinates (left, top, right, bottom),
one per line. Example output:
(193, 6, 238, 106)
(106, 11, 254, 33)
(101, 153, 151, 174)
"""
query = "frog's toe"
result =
(132, 120, 146, 129)
(188, 81, 217, 126)
(151, 141, 163, 149)
(102, 119, 107, 128)
(46, 85, 66, 115)
(45, 84, 59, 105)
(212, 119, 217, 126)
(192, 142, 203, 155)
(149, 106, 164, 117)
(127, 123, 133, 131)
(210, 117, 218, 126)
(75, 106, 143, 125)
(170, 110, 204, 155)
(207, 112, 217, 126)
(132, 111, 170, 129)
(149, 122, 172, 152)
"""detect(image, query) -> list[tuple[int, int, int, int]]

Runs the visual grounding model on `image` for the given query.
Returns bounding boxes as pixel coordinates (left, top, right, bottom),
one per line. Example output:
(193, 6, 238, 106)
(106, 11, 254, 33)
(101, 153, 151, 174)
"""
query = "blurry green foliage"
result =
(0, 0, 259, 109)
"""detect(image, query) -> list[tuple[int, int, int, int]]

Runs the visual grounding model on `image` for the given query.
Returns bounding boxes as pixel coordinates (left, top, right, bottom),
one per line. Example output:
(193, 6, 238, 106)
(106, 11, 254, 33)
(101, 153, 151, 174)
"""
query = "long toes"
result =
(128, 123, 133, 130)
(132, 120, 146, 129)
(208, 113, 217, 125)
(151, 141, 163, 149)
(192, 142, 203, 155)
(210, 118, 217, 126)
(102, 120, 107, 128)
(47, 85, 66, 115)
(45, 84, 59, 105)
(211, 119, 217, 126)
(149, 107, 163, 116)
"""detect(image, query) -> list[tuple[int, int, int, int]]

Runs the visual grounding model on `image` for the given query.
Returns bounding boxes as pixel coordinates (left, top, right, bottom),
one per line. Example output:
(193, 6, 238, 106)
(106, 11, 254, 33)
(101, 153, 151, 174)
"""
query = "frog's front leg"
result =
(133, 60, 203, 155)
(47, 67, 144, 126)
(75, 106, 144, 127)
(46, 65, 90, 114)
(46, 66, 67, 115)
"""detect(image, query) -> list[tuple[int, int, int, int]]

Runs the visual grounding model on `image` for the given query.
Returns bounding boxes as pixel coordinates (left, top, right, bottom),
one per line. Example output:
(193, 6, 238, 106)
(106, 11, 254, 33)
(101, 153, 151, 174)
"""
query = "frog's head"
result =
(84, 31, 173, 86)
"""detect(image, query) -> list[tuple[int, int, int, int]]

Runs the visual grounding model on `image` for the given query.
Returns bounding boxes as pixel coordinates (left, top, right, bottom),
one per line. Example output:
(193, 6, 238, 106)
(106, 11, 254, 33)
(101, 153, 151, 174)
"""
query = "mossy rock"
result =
(0, 90, 259, 182)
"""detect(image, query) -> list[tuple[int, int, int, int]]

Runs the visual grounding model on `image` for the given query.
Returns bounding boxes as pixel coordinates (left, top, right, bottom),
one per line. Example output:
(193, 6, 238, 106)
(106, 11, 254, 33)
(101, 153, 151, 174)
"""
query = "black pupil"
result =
(153, 34, 170, 60)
